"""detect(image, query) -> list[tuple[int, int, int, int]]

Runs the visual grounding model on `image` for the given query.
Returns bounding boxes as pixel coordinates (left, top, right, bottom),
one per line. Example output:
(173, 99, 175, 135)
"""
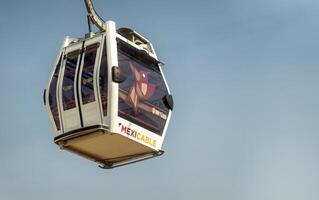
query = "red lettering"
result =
(127, 128, 131, 135)
(120, 124, 156, 147)
(121, 125, 127, 133)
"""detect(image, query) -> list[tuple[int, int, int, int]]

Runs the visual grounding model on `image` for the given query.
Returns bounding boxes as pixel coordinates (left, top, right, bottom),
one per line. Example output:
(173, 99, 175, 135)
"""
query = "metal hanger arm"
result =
(84, 0, 106, 31)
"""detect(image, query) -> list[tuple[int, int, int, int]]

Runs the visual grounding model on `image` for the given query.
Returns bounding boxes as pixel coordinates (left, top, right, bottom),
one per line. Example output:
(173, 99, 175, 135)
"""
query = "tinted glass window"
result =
(118, 41, 169, 136)
(81, 44, 98, 104)
(62, 51, 79, 110)
(49, 55, 62, 130)
(99, 42, 108, 116)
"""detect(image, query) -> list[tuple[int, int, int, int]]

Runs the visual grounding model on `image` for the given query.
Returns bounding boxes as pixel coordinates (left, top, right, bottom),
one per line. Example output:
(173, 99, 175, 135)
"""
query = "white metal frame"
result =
(105, 21, 119, 133)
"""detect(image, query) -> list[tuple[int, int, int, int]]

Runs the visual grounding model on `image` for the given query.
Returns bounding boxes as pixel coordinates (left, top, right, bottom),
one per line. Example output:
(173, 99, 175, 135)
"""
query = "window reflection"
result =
(62, 52, 78, 110)
(81, 44, 98, 104)
(99, 42, 108, 116)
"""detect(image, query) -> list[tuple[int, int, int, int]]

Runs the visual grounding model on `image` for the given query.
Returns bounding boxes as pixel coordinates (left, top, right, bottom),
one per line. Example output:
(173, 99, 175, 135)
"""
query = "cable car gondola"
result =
(44, 0, 173, 168)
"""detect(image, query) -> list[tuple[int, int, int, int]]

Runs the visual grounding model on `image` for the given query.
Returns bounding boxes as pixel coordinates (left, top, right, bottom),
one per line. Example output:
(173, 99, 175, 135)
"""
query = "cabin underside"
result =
(54, 125, 163, 168)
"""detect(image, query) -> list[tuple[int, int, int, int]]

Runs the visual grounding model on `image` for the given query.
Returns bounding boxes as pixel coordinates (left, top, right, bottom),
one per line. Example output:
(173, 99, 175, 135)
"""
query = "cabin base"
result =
(54, 125, 163, 168)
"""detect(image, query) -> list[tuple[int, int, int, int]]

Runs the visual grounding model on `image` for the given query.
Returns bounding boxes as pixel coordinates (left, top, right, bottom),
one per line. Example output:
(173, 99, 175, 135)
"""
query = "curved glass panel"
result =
(62, 51, 79, 110)
(81, 44, 98, 104)
(49, 55, 62, 130)
(117, 41, 169, 136)
(99, 42, 108, 116)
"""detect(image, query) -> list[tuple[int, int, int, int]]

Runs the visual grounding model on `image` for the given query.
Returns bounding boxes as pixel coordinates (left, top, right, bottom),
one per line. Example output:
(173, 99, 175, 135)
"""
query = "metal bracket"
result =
(112, 66, 126, 83)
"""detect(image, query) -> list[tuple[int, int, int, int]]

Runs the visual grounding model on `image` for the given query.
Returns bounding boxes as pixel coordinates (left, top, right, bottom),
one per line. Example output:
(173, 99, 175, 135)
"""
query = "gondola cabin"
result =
(44, 21, 173, 168)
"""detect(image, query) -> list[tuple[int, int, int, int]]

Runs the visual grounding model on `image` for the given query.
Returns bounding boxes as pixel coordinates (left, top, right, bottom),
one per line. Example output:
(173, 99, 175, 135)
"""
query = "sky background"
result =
(1, 0, 319, 199)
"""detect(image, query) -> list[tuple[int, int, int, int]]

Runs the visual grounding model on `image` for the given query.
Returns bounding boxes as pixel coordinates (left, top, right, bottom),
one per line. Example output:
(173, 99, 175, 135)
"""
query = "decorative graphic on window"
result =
(117, 43, 169, 136)
(128, 62, 156, 112)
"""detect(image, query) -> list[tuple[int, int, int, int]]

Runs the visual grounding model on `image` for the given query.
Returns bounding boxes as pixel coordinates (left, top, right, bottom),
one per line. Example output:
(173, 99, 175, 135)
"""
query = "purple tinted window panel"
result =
(49, 56, 62, 130)
(81, 46, 97, 104)
(99, 43, 108, 116)
(118, 49, 169, 136)
(62, 53, 78, 110)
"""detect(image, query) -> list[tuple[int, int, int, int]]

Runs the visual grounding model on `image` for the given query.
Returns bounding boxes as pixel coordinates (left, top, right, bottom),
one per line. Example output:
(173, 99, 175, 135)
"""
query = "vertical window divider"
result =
(75, 41, 86, 127)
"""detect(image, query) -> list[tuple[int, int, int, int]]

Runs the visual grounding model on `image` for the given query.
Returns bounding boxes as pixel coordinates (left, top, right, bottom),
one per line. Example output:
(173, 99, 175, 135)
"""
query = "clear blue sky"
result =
(1, 0, 319, 199)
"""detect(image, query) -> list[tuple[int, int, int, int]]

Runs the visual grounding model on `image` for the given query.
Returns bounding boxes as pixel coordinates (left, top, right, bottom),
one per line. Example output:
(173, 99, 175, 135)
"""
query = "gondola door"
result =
(78, 35, 104, 127)
(59, 43, 83, 133)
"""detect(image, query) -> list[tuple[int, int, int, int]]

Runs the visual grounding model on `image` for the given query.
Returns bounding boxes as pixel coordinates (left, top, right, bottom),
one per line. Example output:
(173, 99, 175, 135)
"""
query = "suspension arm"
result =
(84, 0, 106, 31)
